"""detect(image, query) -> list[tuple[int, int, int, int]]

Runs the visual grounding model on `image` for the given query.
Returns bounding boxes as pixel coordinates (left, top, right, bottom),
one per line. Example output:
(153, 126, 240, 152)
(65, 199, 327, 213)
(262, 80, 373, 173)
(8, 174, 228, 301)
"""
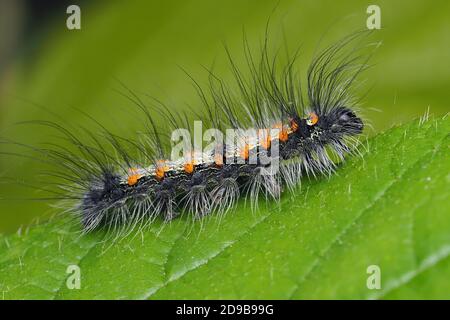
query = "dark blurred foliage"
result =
(0, 0, 84, 76)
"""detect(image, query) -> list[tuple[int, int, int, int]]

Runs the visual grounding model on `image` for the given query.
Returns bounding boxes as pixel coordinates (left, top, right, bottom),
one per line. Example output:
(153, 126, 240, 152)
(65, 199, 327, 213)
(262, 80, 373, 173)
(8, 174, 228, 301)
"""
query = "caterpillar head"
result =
(280, 107, 364, 166)
(324, 107, 364, 136)
(301, 107, 364, 138)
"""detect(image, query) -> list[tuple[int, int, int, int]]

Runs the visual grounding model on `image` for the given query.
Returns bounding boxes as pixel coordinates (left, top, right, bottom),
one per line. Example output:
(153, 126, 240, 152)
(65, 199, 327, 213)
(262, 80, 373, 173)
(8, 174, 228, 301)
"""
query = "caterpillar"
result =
(6, 31, 372, 235)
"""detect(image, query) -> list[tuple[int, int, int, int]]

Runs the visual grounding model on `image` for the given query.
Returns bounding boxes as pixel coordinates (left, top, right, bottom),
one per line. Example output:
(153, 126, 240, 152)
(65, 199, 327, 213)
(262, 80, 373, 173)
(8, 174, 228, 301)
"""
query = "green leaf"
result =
(0, 116, 448, 299)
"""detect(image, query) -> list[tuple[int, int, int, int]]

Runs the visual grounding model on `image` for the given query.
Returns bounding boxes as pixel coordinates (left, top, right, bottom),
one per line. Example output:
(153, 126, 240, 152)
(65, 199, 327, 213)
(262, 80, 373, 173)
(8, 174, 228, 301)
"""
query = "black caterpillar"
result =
(5, 32, 372, 234)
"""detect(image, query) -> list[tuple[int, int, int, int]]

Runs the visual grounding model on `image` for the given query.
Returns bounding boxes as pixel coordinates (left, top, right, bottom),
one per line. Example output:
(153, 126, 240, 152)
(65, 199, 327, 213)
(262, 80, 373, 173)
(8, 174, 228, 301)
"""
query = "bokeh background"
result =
(0, 0, 449, 233)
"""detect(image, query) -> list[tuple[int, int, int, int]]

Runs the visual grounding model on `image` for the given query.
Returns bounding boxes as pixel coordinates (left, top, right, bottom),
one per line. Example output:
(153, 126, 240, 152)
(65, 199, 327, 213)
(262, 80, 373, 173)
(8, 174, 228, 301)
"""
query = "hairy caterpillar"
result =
(5, 32, 372, 235)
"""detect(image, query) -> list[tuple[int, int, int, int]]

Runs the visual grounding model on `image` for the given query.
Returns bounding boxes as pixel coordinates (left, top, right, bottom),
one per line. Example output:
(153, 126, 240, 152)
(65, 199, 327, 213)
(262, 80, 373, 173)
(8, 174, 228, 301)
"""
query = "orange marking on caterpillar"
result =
(214, 153, 224, 166)
(272, 123, 289, 142)
(240, 143, 249, 160)
(127, 168, 142, 186)
(290, 119, 299, 132)
(279, 128, 289, 142)
(184, 162, 194, 174)
(155, 160, 169, 180)
(259, 129, 271, 150)
(307, 112, 319, 126)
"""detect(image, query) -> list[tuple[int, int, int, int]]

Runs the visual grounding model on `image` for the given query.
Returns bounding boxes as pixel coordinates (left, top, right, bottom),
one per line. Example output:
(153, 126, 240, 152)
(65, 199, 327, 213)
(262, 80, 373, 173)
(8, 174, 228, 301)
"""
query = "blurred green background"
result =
(0, 0, 449, 234)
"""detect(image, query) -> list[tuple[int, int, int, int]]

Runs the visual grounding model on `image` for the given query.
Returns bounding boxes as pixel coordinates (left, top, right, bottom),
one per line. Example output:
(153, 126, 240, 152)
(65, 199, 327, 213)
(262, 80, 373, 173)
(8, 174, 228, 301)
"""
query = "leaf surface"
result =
(0, 117, 448, 299)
